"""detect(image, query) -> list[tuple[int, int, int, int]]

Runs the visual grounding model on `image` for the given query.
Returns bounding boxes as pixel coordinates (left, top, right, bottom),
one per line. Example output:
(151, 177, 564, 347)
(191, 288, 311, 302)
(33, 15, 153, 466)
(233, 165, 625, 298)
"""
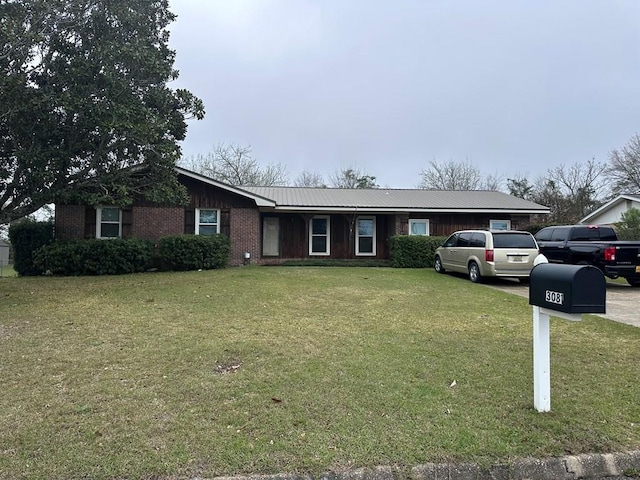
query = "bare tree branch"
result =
(183, 143, 289, 186)
(418, 159, 482, 190)
(294, 170, 326, 188)
(606, 133, 640, 195)
(329, 166, 378, 189)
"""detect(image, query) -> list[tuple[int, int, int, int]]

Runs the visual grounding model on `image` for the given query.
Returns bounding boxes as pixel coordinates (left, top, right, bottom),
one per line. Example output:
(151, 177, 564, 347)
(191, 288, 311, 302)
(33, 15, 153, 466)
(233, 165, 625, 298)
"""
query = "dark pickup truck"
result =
(534, 224, 640, 287)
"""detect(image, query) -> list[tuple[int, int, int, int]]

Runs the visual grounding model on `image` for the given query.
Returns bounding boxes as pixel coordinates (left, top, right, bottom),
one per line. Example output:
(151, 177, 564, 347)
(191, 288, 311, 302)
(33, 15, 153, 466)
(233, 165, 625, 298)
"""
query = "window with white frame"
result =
(309, 216, 330, 255)
(196, 208, 220, 235)
(96, 207, 122, 238)
(490, 219, 511, 231)
(409, 219, 430, 236)
(356, 216, 376, 256)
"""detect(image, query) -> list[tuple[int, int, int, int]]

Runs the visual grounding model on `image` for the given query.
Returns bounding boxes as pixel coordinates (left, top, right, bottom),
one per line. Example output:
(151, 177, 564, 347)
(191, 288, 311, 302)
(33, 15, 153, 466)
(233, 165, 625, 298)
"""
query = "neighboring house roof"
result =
(580, 194, 640, 224)
(241, 186, 549, 214)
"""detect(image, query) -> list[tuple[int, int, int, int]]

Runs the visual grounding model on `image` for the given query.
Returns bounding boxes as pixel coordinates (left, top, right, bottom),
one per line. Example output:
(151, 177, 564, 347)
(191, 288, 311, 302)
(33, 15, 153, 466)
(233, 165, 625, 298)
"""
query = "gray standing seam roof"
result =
(241, 186, 549, 212)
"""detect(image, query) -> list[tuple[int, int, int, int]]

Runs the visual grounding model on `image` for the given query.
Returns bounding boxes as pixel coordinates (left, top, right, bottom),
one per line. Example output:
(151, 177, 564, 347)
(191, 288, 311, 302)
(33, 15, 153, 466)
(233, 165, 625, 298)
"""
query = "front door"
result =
(262, 217, 280, 256)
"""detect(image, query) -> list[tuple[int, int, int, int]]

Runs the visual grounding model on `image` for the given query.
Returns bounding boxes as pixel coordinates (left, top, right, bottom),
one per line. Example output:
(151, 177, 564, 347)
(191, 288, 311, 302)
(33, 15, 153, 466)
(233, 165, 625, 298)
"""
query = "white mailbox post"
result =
(528, 259, 606, 413)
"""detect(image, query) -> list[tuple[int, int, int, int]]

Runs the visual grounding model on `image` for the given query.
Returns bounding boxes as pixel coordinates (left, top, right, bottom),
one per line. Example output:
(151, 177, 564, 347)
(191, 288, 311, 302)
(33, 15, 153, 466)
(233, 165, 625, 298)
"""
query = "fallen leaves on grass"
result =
(215, 362, 241, 374)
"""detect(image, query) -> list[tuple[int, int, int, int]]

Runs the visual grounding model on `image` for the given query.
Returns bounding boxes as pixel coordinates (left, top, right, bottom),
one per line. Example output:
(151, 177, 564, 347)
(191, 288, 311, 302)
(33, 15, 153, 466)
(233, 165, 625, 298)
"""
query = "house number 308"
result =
(545, 290, 564, 305)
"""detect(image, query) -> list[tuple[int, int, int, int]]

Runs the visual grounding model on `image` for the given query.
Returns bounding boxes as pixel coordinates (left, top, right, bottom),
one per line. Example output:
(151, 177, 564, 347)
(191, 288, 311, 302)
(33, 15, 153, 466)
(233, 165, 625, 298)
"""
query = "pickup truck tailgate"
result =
(612, 244, 640, 270)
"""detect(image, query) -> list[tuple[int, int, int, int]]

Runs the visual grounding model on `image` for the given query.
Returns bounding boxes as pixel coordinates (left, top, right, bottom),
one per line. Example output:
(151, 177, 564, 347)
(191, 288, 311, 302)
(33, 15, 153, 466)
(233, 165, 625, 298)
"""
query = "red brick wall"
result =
(54, 205, 86, 240)
(229, 207, 260, 266)
(131, 207, 184, 241)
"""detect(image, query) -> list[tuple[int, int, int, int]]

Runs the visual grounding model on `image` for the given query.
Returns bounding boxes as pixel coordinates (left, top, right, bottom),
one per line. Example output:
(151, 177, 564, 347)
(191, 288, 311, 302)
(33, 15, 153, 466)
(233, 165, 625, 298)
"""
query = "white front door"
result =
(262, 217, 280, 256)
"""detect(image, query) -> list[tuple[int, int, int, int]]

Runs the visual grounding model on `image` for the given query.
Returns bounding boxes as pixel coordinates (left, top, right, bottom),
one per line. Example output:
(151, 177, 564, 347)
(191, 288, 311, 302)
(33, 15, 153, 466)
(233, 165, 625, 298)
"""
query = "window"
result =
(409, 219, 430, 236)
(490, 220, 511, 231)
(550, 227, 570, 242)
(492, 232, 537, 248)
(96, 207, 121, 238)
(443, 233, 459, 248)
(470, 232, 486, 247)
(535, 228, 552, 242)
(309, 216, 330, 255)
(356, 216, 376, 256)
(457, 232, 473, 247)
(196, 209, 220, 235)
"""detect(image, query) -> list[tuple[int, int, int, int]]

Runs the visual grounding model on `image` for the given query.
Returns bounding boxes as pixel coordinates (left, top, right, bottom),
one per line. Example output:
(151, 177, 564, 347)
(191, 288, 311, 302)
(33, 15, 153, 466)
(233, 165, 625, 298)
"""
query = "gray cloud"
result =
(169, 0, 640, 188)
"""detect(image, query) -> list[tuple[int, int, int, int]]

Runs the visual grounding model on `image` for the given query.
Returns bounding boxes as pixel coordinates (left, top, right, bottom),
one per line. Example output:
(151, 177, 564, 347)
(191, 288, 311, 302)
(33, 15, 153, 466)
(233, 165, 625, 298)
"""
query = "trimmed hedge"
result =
(8, 220, 54, 276)
(522, 223, 553, 235)
(157, 234, 230, 271)
(33, 238, 154, 276)
(389, 235, 446, 268)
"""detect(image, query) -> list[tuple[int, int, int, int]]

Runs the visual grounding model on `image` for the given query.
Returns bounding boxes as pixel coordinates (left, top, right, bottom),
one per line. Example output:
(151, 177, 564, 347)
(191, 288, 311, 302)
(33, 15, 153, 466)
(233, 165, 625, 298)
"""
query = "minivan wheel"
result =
(434, 256, 445, 273)
(468, 262, 482, 283)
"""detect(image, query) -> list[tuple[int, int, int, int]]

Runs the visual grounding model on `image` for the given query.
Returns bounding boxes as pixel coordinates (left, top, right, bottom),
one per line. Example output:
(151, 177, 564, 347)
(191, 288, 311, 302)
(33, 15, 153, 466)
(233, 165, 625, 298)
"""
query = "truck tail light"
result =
(485, 249, 494, 262)
(604, 247, 616, 261)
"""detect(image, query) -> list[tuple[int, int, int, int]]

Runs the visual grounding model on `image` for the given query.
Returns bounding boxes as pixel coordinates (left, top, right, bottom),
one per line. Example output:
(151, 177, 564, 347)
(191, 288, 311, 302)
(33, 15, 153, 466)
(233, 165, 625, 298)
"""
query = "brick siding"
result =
(54, 205, 86, 240)
(131, 207, 184, 241)
(229, 207, 260, 266)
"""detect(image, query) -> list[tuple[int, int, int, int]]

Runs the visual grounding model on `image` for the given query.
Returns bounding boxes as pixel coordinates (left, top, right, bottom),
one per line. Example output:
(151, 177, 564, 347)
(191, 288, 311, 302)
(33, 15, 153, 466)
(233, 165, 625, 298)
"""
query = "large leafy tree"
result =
(0, 0, 204, 224)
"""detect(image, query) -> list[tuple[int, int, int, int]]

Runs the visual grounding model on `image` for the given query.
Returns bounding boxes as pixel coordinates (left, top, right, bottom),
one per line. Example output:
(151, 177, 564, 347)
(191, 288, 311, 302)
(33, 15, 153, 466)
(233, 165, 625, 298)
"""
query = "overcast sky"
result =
(168, 1, 640, 189)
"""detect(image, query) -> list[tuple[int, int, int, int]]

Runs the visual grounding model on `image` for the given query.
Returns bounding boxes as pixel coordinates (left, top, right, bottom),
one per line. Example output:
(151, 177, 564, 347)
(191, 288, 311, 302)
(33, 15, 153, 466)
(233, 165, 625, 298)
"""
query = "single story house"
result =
(580, 194, 640, 225)
(55, 167, 550, 266)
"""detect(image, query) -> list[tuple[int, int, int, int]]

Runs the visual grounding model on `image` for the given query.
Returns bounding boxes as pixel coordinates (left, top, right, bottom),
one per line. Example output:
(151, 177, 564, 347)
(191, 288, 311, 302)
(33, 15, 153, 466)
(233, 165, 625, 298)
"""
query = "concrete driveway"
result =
(484, 279, 640, 328)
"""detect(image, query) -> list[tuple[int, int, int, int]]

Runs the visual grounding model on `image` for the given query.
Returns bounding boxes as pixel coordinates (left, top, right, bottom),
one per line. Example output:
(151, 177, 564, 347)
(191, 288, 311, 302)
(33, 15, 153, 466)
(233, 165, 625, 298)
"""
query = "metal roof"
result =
(174, 166, 549, 213)
(241, 186, 550, 213)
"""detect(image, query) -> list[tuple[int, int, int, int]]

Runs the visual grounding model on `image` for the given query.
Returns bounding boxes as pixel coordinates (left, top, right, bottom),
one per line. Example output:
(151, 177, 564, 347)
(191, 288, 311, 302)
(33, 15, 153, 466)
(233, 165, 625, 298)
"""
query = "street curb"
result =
(210, 451, 640, 480)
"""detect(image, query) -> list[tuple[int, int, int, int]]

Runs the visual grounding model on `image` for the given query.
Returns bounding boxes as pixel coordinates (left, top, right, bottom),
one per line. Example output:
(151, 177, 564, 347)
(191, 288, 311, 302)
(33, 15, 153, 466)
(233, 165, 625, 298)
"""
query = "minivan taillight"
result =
(485, 249, 494, 262)
(604, 247, 616, 262)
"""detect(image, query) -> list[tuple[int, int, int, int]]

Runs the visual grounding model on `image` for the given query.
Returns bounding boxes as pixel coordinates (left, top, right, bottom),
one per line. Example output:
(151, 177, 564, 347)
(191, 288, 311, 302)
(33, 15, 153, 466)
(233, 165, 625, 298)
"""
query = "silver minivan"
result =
(434, 230, 539, 283)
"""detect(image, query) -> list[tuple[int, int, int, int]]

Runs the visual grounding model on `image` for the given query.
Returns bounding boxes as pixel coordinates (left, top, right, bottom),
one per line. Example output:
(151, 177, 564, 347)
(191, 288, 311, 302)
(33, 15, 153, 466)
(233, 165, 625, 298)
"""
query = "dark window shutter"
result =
(221, 210, 230, 236)
(184, 209, 195, 234)
(85, 207, 96, 238)
(122, 208, 133, 238)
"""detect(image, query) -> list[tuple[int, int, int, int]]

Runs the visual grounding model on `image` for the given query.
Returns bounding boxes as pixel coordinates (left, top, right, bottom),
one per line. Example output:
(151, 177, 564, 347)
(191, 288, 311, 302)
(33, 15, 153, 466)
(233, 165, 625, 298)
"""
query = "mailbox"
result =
(529, 263, 606, 314)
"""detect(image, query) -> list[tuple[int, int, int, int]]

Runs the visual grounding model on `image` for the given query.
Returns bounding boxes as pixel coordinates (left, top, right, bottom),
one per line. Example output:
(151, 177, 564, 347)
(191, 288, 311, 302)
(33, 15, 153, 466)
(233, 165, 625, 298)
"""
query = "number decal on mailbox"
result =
(545, 290, 564, 305)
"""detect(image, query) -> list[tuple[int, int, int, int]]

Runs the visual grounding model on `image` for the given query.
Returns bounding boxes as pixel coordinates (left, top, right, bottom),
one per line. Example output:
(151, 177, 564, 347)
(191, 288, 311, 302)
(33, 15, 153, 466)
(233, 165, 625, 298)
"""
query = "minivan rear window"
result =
(492, 233, 537, 248)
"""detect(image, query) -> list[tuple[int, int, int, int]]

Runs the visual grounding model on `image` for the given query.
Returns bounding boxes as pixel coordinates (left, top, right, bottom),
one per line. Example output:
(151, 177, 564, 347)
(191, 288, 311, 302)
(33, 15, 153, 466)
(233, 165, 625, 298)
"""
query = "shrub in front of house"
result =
(157, 234, 230, 271)
(8, 219, 54, 276)
(389, 235, 446, 268)
(616, 207, 640, 240)
(33, 238, 154, 275)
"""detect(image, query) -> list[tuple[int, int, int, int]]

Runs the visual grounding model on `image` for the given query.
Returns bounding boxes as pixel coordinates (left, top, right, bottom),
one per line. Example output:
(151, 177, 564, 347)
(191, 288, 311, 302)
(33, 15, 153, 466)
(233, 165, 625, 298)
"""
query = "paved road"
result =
(484, 279, 640, 327)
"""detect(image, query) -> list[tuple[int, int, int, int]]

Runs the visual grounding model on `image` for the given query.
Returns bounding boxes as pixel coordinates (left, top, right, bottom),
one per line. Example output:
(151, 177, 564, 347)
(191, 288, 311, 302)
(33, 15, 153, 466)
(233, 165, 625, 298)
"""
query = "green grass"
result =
(0, 267, 638, 479)
(0, 263, 15, 277)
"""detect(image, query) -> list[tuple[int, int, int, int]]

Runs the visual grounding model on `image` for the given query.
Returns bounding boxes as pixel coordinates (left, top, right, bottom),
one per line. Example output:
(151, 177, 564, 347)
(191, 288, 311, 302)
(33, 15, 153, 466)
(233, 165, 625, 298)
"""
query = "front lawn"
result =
(0, 267, 638, 479)
(0, 263, 15, 277)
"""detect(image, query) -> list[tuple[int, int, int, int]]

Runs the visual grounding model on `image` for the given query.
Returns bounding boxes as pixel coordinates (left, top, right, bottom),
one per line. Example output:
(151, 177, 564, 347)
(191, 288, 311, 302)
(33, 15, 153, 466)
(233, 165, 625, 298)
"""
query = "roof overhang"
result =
(175, 167, 276, 208)
(260, 206, 550, 214)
